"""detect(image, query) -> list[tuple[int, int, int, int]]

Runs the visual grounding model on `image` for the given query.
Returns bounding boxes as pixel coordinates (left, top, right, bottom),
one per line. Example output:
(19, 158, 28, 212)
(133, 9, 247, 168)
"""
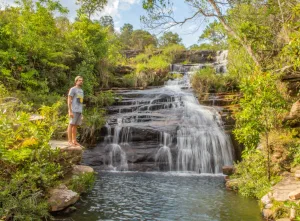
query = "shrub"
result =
(122, 73, 137, 87)
(68, 173, 96, 193)
(233, 149, 281, 199)
(191, 67, 237, 99)
(0, 94, 65, 220)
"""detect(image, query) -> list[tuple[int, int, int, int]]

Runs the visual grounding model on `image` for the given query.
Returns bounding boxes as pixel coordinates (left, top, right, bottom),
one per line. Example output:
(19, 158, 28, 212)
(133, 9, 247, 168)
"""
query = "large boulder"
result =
(272, 173, 300, 202)
(284, 99, 300, 121)
(222, 166, 235, 175)
(72, 165, 94, 175)
(48, 184, 79, 212)
(49, 140, 83, 165)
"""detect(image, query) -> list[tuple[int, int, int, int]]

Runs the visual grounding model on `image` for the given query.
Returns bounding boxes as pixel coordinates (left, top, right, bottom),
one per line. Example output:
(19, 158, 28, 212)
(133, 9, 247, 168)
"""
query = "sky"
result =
(2, 0, 211, 47)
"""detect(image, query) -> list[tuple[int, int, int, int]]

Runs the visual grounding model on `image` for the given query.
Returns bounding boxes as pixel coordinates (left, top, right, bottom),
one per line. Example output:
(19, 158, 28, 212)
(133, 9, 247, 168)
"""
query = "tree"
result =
(121, 23, 133, 33)
(158, 31, 182, 47)
(131, 30, 157, 50)
(234, 71, 287, 181)
(76, 0, 107, 19)
(199, 21, 227, 50)
(99, 15, 114, 32)
(119, 23, 134, 49)
(141, 0, 262, 66)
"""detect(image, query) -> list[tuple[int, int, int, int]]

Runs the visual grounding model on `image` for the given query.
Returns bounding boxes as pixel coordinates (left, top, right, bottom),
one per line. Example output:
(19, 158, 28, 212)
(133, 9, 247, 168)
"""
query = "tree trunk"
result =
(266, 131, 270, 181)
(208, 0, 261, 67)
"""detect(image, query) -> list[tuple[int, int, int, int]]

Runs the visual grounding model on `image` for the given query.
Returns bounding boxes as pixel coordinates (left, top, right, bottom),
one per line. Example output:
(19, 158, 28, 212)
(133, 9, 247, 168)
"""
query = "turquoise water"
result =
(57, 171, 262, 221)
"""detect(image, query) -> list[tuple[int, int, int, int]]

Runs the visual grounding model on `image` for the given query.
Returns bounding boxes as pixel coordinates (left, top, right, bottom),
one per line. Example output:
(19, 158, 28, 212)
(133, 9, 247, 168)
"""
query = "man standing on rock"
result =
(67, 76, 84, 146)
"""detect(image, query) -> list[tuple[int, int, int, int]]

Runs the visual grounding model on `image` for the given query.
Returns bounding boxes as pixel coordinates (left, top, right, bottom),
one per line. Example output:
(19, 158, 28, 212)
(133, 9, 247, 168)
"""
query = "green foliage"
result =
(39, 101, 68, 139)
(119, 24, 157, 50)
(191, 67, 238, 99)
(162, 44, 185, 62)
(159, 31, 182, 47)
(0, 178, 51, 221)
(199, 21, 227, 50)
(99, 15, 114, 31)
(279, 4, 300, 70)
(131, 30, 157, 50)
(233, 149, 280, 199)
(234, 71, 287, 150)
(0, 1, 123, 104)
(227, 46, 255, 82)
(68, 172, 96, 193)
(76, 0, 108, 19)
(121, 73, 137, 87)
(80, 108, 106, 145)
(0, 96, 64, 220)
(283, 201, 300, 220)
(128, 45, 186, 87)
(79, 91, 115, 144)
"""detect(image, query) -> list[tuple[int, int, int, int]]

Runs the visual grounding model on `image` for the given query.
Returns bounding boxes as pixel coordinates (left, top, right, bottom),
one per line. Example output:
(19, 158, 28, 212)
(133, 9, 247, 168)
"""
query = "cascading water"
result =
(103, 50, 233, 173)
(155, 132, 173, 171)
(103, 118, 128, 171)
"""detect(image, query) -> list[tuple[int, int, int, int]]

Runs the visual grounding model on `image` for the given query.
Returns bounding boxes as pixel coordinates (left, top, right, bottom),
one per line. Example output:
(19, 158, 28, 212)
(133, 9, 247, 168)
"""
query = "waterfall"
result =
(155, 132, 173, 171)
(104, 118, 128, 171)
(215, 50, 228, 73)
(104, 50, 233, 173)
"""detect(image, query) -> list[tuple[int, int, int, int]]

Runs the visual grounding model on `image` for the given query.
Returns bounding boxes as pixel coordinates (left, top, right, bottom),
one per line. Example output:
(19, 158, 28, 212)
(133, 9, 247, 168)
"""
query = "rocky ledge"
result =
(48, 140, 94, 212)
(260, 171, 300, 221)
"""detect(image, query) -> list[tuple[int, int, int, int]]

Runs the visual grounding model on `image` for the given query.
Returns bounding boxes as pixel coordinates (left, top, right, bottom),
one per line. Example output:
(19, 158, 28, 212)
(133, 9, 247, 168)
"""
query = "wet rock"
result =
(49, 140, 83, 165)
(288, 189, 300, 200)
(225, 179, 238, 190)
(48, 184, 79, 212)
(222, 166, 235, 175)
(72, 165, 94, 175)
(62, 206, 77, 214)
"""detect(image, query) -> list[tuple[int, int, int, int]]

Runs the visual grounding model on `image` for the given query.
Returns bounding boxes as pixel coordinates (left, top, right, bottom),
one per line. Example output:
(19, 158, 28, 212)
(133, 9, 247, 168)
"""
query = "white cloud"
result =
(0, 0, 18, 9)
(100, 0, 139, 18)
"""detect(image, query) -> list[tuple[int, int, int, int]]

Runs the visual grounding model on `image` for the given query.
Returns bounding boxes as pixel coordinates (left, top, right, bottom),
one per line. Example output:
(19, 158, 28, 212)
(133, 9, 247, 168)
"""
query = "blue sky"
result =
(3, 0, 211, 47)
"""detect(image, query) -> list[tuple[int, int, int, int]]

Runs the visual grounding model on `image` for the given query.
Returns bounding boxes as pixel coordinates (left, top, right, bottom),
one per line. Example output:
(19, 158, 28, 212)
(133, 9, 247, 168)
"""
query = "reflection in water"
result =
(57, 172, 262, 221)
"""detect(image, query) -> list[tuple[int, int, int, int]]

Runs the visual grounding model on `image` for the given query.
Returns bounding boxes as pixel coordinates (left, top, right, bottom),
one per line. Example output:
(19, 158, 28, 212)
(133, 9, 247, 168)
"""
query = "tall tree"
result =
(131, 30, 157, 50)
(99, 15, 114, 32)
(159, 31, 182, 47)
(199, 21, 227, 50)
(76, 0, 107, 19)
(119, 23, 134, 49)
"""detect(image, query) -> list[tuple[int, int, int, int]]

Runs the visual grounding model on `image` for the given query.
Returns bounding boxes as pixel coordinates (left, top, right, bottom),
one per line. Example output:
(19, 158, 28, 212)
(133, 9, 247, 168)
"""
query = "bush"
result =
(191, 67, 238, 99)
(122, 73, 137, 87)
(233, 149, 281, 199)
(0, 93, 65, 220)
(79, 91, 116, 145)
(68, 173, 96, 193)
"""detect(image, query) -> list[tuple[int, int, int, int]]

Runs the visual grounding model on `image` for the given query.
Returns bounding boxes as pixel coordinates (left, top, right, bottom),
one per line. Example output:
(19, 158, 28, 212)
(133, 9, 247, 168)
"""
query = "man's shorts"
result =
(70, 112, 82, 126)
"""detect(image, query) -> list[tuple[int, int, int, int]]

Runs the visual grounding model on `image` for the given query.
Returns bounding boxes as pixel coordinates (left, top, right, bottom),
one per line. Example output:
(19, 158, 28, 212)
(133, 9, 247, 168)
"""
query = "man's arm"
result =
(68, 94, 74, 118)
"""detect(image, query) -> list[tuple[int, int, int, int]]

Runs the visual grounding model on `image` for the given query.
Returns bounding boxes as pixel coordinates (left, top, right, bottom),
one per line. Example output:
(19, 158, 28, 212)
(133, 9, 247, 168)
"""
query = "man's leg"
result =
(71, 125, 80, 145)
(67, 124, 73, 144)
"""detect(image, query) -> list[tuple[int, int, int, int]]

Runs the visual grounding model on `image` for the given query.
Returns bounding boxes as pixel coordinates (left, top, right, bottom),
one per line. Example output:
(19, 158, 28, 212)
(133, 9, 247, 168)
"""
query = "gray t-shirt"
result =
(68, 87, 84, 113)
